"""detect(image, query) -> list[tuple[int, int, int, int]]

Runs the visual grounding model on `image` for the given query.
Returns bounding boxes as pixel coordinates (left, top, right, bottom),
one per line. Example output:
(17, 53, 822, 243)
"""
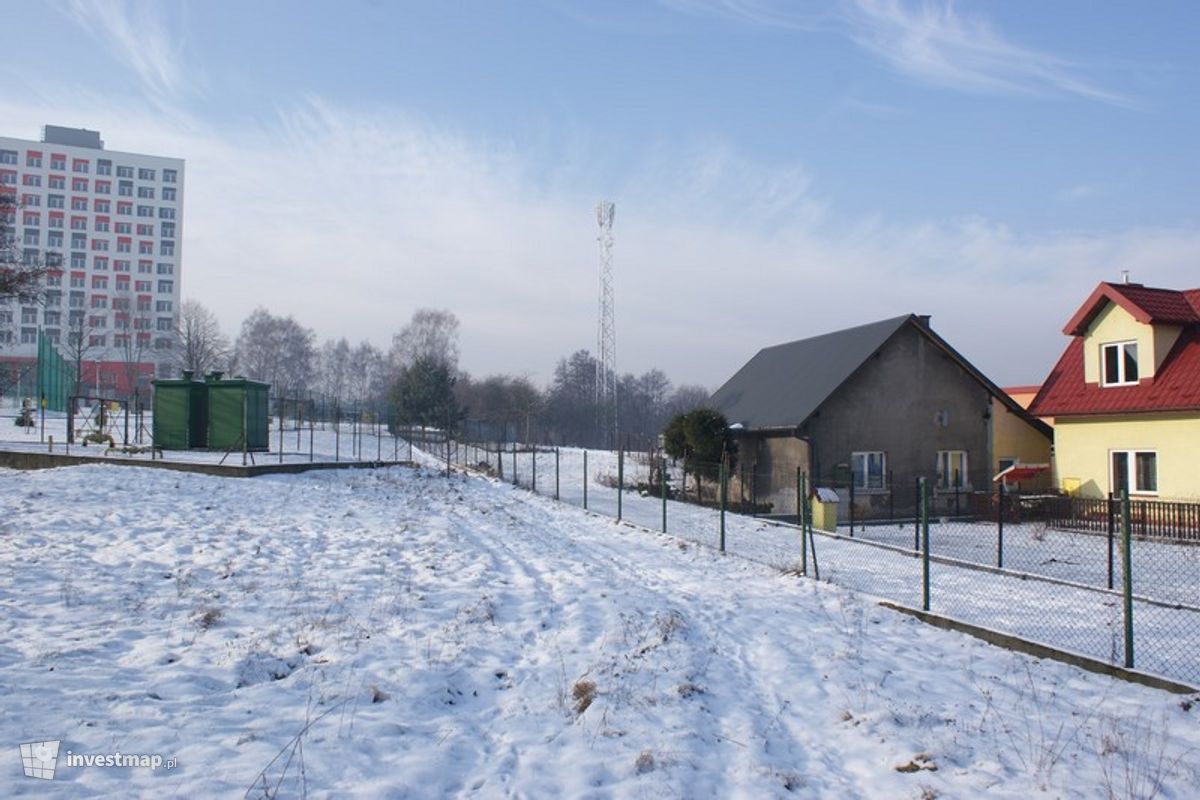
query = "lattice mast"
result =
(595, 201, 617, 449)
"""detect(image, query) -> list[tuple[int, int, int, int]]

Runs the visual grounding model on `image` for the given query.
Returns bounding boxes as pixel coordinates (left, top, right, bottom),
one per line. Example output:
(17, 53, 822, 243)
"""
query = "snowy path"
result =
(2, 463, 1198, 797)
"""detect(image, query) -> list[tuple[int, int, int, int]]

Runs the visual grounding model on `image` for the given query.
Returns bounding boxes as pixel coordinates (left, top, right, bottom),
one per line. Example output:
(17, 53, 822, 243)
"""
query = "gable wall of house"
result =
(1053, 412, 1200, 500)
(1082, 302, 1179, 383)
(800, 324, 993, 504)
(990, 397, 1052, 490)
(739, 435, 811, 515)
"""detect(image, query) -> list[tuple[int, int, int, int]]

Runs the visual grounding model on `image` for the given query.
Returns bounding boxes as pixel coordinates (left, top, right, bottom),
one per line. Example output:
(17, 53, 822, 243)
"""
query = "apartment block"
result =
(0, 125, 184, 397)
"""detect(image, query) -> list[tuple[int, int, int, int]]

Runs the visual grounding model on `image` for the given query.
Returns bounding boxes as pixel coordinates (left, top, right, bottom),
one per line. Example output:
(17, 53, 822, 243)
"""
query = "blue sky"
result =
(4, 1, 1199, 387)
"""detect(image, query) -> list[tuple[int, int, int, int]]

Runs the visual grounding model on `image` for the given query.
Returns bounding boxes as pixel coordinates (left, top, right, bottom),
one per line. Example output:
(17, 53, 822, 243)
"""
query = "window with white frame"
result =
(1101, 341, 1139, 386)
(937, 450, 969, 490)
(1111, 450, 1157, 495)
(851, 451, 887, 490)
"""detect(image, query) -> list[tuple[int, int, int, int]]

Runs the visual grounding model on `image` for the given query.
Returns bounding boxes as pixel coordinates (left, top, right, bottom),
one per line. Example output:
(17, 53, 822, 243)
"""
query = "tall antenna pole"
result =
(595, 201, 617, 449)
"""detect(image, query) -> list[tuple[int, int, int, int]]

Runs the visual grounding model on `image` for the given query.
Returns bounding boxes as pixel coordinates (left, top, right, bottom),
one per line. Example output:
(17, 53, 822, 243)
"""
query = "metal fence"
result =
(443, 442, 1200, 688)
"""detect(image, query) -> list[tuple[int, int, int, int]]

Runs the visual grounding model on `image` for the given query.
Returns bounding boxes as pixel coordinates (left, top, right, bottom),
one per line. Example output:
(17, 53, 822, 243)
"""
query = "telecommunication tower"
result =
(595, 201, 617, 448)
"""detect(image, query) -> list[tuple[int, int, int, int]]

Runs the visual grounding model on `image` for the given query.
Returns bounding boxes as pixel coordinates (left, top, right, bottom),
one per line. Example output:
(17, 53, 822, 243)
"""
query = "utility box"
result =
(206, 374, 270, 452)
(813, 487, 840, 532)
(152, 371, 208, 449)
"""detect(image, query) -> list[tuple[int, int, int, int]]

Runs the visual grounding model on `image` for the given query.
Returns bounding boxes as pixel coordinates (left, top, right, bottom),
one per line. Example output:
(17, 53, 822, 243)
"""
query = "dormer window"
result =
(1101, 341, 1139, 386)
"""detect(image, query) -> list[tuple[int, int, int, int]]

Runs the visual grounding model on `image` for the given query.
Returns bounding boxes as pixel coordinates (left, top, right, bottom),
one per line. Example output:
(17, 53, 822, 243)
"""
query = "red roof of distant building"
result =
(1032, 283, 1200, 417)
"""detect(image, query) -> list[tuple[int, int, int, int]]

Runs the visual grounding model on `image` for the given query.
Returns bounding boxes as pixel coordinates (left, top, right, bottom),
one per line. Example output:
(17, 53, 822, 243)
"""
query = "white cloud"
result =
(61, 0, 200, 103)
(1059, 182, 1106, 202)
(3, 89, 1194, 390)
(666, 0, 1131, 106)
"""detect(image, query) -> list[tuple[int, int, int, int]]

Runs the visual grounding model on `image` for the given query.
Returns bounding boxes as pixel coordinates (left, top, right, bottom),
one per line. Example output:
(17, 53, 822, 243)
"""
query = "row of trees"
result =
(212, 305, 709, 447)
(6, 187, 711, 443)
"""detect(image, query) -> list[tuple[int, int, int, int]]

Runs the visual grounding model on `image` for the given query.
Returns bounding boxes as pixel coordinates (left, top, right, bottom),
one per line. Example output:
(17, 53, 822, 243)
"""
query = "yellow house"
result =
(1030, 281, 1200, 500)
(991, 388, 1052, 491)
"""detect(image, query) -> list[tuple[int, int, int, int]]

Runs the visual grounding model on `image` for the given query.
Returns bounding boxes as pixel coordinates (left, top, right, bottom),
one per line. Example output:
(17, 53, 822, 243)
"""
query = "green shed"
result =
(152, 371, 208, 449)
(206, 374, 270, 451)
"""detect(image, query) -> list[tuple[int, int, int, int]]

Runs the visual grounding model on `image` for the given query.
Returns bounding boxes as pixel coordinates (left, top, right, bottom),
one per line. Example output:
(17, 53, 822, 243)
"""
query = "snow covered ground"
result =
(3, 459, 1199, 797)
(458, 446, 1200, 687)
(0, 408, 406, 466)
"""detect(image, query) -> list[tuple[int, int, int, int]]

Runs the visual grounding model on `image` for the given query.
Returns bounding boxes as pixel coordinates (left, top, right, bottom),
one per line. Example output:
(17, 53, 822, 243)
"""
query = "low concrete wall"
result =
(0, 449, 414, 478)
(879, 601, 1196, 694)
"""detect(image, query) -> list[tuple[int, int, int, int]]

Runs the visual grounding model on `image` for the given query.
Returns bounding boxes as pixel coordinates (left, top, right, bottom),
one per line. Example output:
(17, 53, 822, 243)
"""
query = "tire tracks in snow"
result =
(440, 475, 833, 797)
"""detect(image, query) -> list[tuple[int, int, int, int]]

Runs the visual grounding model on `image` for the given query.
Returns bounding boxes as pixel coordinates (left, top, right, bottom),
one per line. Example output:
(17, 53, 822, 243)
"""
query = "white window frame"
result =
(851, 451, 887, 491)
(937, 450, 969, 490)
(1110, 449, 1158, 496)
(1101, 341, 1139, 387)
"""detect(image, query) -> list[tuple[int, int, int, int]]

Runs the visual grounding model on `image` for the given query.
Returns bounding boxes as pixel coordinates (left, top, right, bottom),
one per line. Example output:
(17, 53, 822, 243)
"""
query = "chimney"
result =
(916, 314, 932, 328)
(1121, 269, 1131, 285)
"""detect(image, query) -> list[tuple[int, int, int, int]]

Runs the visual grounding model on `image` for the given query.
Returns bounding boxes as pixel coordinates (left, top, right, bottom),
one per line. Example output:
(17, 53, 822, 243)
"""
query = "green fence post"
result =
(921, 477, 931, 611)
(1121, 488, 1134, 668)
(661, 454, 668, 533)
(617, 447, 624, 522)
(1107, 492, 1116, 591)
(719, 459, 727, 553)
(532, 446, 537, 494)
(799, 468, 808, 575)
(996, 481, 1005, 569)
(913, 478, 920, 552)
(806, 475, 820, 580)
(583, 450, 588, 509)
(555, 448, 560, 500)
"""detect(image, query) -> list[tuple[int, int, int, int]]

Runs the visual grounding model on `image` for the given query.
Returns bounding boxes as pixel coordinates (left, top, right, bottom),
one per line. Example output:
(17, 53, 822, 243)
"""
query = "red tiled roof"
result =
(1030, 328, 1200, 417)
(1185, 289, 1200, 316)
(1063, 282, 1200, 335)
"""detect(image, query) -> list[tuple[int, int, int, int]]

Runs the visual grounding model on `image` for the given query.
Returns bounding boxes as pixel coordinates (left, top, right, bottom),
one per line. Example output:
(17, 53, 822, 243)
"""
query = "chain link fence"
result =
(444, 440, 1200, 688)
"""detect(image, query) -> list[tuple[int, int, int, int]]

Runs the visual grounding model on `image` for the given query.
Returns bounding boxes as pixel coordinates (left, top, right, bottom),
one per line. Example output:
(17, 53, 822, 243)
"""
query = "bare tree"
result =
(389, 308, 460, 371)
(1, 193, 59, 401)
(0, 194, 53, 304)
(233, 307, 315, 397)
(61, 306, 100, 399)
(109, 283, 156, 404)
(174, 299, 230, 377)
(316, 337, 351, 405)
(346, 340, 386, 410)
(667, 383, 712, 416)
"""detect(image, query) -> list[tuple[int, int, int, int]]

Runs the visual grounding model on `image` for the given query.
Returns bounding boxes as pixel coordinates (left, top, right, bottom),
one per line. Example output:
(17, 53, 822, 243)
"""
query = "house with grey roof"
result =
(709, 314, 1051, 517)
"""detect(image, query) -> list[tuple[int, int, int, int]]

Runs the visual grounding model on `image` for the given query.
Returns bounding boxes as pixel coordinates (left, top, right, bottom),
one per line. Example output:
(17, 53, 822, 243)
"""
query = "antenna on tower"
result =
(595, 201, 617, 449)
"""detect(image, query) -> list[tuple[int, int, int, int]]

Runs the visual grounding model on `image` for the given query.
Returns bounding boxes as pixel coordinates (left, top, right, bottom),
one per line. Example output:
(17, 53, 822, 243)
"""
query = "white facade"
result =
(0, 125, 184, 387)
